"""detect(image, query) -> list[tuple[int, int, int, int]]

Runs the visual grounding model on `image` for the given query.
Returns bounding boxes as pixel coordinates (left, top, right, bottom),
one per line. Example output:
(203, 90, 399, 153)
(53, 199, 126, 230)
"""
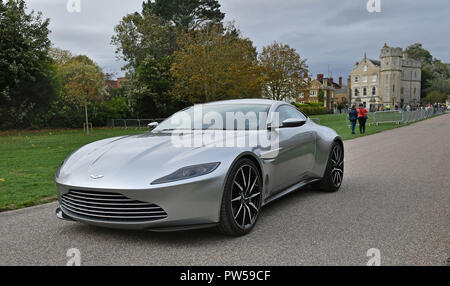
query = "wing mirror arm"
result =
(280, 119, 307, 128)
(148, 122, 159, 130)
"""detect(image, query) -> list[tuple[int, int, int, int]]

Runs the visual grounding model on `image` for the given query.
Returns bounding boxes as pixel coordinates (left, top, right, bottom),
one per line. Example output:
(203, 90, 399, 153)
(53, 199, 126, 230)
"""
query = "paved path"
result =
(1, 114, 449, 266)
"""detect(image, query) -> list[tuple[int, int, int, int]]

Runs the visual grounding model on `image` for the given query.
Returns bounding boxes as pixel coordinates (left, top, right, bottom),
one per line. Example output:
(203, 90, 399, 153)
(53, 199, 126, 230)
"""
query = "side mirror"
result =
(148, 122, 159, 130)
(281, 118, 306, 128)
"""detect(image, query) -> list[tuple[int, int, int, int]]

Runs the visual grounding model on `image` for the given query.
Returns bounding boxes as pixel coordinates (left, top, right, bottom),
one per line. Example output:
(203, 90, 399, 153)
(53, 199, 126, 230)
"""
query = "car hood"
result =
(56, 131, 259, 189)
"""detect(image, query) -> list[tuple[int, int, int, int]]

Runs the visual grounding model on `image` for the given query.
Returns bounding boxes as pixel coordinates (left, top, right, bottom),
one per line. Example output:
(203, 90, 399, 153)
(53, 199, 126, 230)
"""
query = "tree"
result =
(405, 43, 433, 66)
(0, 0, 56, 128)
(112, 12, 177, 71)
(405, 43, 450, 99)
(59, 57, 106, 134)
(259, 42, 308, 101)
(112, 11, 182, 118)
(424, 90, 447, 104)
(171, 24, 263, 104)
(425, 78, 450, 96)
(49, 47, 73, 67)
(142, 0, 225, 31)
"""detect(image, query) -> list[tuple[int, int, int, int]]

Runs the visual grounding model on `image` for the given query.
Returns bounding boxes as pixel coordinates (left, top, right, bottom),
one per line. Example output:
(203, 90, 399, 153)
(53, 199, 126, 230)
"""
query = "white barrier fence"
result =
(373, 109, 447, 126)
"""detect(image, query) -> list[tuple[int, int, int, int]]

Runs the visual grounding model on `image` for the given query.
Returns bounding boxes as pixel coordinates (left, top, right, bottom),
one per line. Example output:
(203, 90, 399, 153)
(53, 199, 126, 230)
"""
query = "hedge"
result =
(293, 103, 328, 116)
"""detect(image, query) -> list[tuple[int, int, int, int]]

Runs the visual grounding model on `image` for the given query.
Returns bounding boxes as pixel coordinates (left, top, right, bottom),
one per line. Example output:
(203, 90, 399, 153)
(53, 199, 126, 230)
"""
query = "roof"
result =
(369, 59, 381, 66)
(335, 86, 349, 95)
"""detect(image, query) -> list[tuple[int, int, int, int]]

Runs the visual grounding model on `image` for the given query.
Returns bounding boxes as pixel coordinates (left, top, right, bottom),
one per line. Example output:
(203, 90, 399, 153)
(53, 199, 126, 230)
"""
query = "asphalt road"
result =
(1, 114, 449, 266)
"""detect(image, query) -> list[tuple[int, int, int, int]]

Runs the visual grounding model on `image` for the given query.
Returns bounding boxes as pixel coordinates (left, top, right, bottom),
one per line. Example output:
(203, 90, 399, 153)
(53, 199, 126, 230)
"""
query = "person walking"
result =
(349, 105, 358, 135)
(357, 104, 368, 134)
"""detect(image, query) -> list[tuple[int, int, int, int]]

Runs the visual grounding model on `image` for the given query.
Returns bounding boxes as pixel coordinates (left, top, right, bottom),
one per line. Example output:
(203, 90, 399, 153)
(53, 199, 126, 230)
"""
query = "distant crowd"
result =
(379, 103, 449, 112)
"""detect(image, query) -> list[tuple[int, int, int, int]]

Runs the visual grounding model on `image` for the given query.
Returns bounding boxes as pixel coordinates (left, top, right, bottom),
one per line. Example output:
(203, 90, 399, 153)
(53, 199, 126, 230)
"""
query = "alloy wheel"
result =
(330, 145, 344, 187)
(230, 164, 261, 229)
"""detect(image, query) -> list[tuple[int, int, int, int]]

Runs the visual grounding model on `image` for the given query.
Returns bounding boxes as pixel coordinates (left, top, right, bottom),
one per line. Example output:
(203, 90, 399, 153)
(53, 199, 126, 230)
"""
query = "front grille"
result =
(61, 189, 168, 222)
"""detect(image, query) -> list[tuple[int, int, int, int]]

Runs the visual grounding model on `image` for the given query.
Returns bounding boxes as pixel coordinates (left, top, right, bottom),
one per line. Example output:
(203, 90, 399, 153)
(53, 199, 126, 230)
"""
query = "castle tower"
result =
(380, 44, 403, 106)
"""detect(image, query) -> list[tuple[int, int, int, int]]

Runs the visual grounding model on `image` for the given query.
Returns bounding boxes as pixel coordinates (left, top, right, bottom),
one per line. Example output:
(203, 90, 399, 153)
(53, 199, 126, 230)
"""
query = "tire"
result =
(217, 158, 263, 236)
(315, 142, 344, 193)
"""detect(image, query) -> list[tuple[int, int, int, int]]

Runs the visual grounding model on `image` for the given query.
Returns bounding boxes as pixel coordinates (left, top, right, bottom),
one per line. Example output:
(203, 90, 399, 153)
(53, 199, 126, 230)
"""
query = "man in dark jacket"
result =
(349, 105, 358, 135)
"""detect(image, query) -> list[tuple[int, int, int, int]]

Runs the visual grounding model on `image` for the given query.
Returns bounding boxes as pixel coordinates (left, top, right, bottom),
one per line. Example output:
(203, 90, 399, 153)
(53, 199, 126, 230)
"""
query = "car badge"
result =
(90, 174, 104, 179)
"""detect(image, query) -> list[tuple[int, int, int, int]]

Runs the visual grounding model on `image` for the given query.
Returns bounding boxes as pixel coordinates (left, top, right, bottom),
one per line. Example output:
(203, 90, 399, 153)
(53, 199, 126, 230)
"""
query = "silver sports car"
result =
(55, 99, 344, 236)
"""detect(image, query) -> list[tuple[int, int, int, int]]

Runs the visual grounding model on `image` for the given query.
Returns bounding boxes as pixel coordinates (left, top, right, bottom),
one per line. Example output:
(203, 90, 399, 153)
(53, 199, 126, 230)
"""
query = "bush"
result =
(293, 103, 328, 116)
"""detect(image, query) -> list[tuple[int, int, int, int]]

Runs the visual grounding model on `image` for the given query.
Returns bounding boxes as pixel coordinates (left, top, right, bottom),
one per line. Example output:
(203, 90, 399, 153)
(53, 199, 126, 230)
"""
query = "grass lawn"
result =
(311, 113, 402, 141)
(0, 128, 145, 211)
(0, 113, 439, 211)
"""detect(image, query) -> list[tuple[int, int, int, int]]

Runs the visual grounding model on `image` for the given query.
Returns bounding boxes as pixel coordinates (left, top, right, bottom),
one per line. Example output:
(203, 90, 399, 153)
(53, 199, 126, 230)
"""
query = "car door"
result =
(269, 105, 316, 194)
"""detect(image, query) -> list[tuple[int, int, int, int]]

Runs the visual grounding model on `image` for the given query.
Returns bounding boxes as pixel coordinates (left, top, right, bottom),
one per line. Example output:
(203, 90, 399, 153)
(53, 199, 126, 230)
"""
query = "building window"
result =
(372, 75, 377, 82)
(393, 84, 395, 92)
(363, 76, 368, 83)
(363, 87, 367, 96)
(372, 86, 376, 96)
(364, 65, 368, 72)
(354, 88, 359, 97)
(310, 90, 317, 97)
(354, 76, 359, 83)
(414, 88, 417, 96)
(401, 87, 404, 95)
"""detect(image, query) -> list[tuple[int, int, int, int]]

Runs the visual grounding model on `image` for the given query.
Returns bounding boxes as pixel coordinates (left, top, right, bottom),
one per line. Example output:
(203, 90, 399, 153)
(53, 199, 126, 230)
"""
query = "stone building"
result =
(350, 44, 421, 111)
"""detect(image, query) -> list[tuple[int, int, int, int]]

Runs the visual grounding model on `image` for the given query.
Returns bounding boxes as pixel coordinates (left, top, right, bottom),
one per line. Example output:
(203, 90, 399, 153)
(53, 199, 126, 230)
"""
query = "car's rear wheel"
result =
(315, 142, 344, 192)
(217, 158, 262, 236)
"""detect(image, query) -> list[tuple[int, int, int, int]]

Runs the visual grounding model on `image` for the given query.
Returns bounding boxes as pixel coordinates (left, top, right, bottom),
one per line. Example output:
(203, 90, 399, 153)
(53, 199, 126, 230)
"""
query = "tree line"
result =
(0, 0, 308, 129)
(1, 0, 448, 129)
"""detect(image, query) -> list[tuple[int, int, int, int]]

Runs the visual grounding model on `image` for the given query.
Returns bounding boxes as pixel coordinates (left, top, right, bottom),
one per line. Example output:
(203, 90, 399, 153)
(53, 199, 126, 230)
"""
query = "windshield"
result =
(154, 104, 271, 131)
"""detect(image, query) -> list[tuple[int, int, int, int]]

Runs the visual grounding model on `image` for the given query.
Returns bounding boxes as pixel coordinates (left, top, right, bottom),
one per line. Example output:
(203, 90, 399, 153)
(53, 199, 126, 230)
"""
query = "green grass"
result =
(0, 113, 441, 211)
(0, 128, 145, 211)
(311, 113, 402, 141)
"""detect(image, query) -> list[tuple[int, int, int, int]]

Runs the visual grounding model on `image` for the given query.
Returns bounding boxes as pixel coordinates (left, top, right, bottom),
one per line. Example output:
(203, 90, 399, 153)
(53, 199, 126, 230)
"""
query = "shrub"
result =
(293, 103, 328, 116)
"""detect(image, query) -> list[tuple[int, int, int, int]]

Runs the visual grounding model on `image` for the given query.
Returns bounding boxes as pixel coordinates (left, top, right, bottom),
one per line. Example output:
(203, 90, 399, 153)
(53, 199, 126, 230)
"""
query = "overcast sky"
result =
(27, 0, 450, 80)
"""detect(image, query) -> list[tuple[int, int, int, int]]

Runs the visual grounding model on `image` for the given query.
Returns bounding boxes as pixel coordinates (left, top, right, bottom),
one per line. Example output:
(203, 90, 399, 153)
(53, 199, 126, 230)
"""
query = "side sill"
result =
(262, 178, 321, 207)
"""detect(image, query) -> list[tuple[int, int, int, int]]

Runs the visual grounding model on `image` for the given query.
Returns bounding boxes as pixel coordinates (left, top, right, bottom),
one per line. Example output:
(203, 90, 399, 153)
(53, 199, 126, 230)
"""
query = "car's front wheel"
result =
(217, 158, 262, 236)
(315, 142, 344, 192)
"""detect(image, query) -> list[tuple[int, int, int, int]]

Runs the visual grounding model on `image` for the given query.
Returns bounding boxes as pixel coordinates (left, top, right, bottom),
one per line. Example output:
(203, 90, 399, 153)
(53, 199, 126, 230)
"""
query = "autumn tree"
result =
(59, 56, 106, 134)
(49, 47, 73, 67)
(259, 42, 308, 101)
(171, 24, 263, 104)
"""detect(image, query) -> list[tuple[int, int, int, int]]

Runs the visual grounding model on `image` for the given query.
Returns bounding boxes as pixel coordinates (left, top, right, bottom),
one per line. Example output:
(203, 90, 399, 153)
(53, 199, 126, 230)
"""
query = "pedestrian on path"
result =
(349, 105, 358, 135)
(357, 104, 368, 134)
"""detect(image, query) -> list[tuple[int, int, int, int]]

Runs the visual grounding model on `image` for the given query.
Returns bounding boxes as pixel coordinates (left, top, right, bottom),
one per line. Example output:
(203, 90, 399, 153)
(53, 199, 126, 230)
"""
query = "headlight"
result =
(151, 162, 220, 185)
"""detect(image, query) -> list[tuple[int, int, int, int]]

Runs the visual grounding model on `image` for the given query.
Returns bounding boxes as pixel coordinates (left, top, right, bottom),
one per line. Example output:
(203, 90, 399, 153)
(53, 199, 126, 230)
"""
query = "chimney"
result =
(330, 77, 334, 84)
(339, 77, 343, 87)
(317, 74, 324, 81)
